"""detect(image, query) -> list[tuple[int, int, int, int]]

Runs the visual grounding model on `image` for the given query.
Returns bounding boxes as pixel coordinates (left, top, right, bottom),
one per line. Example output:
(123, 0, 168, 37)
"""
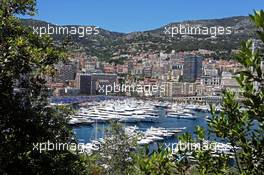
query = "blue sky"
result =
(23, 0, 264, 33)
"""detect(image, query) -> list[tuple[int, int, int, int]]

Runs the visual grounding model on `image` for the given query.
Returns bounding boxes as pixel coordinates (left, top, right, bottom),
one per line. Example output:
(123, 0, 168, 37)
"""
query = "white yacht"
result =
(137, 138, 153, 145)
(68, 117, 94, 125)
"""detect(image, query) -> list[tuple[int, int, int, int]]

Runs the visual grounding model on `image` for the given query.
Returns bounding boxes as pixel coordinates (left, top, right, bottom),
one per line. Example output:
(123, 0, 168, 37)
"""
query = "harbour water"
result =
(52, 96, 239, 158)
(72, 106, 209, 145)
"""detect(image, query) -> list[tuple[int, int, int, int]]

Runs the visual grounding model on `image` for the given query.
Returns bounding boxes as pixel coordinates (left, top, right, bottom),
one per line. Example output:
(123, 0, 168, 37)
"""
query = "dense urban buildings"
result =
(47, 49, 251, 99)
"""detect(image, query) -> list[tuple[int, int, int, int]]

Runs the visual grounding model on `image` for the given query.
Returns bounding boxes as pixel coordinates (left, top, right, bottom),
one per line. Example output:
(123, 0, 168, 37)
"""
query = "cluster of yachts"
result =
(79, 126, 240, 158)
(165, 104, 214, 120)
(69, 99, 161, 125)
(67, 98, 236, 157)
(78, 126, 186, 154)
(125, 126, 186, 145)
(68, 99, 219, 125)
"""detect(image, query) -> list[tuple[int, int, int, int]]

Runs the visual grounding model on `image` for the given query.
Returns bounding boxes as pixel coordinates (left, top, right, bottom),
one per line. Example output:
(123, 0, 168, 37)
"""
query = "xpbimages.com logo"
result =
(164, 24, 233, 37)
(98, 82, 166, 95)
(33, 141, 92, 153)
(164, 141, 238, 155)
(31, 24, 100, 37)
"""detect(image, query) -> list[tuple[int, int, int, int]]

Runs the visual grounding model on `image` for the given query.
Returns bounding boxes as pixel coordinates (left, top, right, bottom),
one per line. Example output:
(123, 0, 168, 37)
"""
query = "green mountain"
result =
(21, 16, 256, 60)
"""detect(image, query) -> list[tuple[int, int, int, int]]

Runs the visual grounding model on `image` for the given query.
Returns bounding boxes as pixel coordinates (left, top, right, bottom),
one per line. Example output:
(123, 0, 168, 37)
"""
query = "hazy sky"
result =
(22, 0, 264, 33)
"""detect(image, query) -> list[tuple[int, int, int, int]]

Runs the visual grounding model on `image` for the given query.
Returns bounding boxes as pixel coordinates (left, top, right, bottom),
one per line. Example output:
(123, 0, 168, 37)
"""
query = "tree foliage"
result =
(209, 10, 264, 174)
(0, 0, 88, 174)
(98, 121, 136, 175)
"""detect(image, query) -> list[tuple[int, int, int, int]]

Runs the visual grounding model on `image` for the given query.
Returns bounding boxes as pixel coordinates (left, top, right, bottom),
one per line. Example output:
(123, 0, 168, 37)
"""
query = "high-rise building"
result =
(76, 73, 118, 95)
(183, 56, 202, 82)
